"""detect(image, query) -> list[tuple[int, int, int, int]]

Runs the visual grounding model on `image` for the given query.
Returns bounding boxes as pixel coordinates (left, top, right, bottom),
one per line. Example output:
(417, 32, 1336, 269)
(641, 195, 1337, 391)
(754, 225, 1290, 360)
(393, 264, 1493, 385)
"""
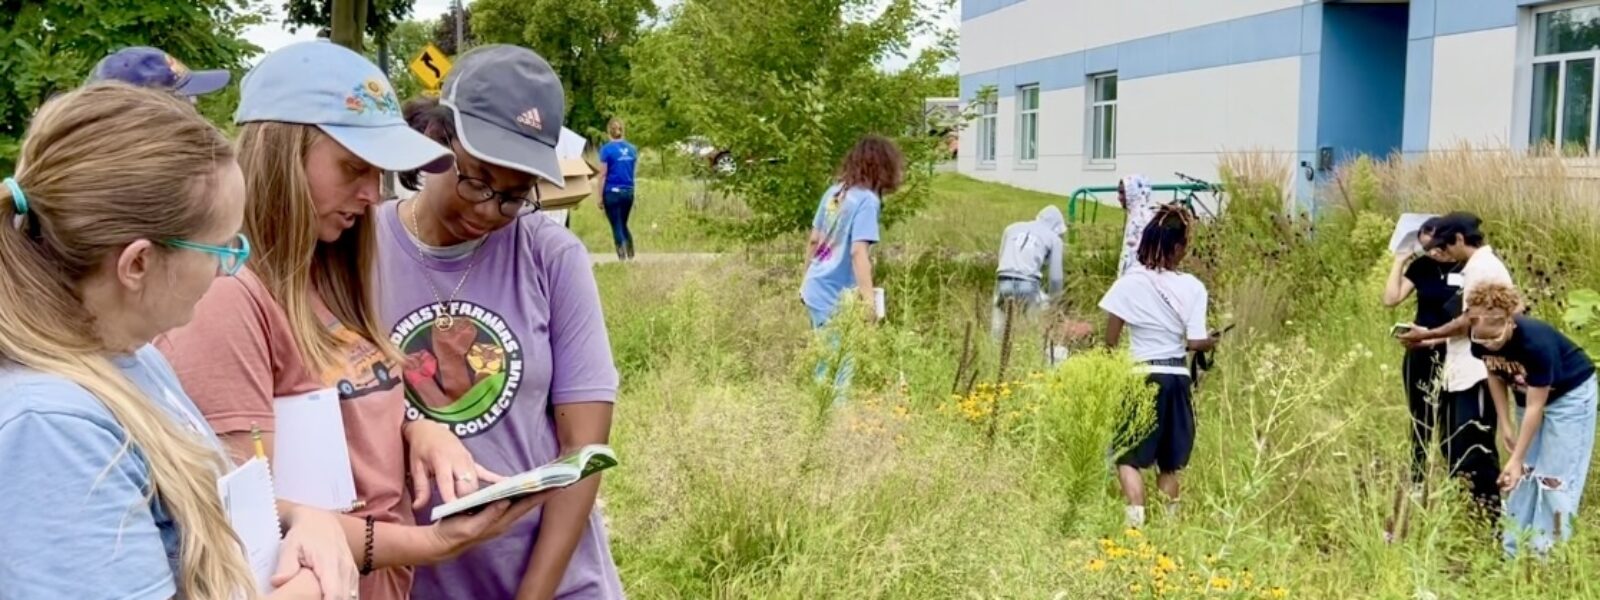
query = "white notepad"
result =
(218, 458, 281, 594)
(273, 388, 358, 511)
(1389, 213, 1438, 254)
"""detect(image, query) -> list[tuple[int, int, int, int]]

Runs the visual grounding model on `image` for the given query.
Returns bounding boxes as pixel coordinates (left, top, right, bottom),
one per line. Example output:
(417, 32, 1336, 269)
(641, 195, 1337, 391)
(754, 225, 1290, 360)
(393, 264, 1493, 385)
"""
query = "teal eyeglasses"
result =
(165, 233, 251, 276)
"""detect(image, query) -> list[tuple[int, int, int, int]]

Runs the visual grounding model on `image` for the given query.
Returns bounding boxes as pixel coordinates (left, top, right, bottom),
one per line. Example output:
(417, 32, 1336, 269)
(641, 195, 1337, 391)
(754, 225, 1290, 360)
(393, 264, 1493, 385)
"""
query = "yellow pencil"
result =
(250, 422, 266, 461)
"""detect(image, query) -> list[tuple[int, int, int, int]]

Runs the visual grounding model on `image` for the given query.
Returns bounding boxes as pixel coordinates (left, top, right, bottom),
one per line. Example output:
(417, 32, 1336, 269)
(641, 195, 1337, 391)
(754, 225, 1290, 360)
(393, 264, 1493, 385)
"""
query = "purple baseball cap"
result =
(89, 47, 231, 96)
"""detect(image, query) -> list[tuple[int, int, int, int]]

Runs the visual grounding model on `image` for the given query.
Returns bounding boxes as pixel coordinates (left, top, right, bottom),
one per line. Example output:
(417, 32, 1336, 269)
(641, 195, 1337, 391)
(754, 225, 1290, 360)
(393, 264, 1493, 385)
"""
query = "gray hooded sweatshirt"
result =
(996, 205, 1065, 295)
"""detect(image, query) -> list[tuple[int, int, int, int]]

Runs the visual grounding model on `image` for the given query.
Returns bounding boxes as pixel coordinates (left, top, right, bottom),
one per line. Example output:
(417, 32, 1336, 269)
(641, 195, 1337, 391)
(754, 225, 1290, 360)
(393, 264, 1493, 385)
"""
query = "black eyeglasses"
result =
(456, 169, 541, 217)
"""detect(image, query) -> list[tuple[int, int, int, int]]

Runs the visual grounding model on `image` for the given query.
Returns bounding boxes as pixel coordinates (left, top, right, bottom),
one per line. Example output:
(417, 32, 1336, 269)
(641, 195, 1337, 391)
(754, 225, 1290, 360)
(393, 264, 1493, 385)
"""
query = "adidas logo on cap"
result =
(516, 108, 543, 131)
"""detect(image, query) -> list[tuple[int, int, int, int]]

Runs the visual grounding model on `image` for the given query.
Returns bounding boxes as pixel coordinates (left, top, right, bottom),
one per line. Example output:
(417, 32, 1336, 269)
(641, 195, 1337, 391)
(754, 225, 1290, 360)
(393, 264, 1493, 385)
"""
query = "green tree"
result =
(366, 19, 435, 101)
(0, 0, 264, 168)
(430, 4, 474, 56)
(472, 0, 656, 141)
(283, 0, 416, 47)
(623, 0, 956, 242)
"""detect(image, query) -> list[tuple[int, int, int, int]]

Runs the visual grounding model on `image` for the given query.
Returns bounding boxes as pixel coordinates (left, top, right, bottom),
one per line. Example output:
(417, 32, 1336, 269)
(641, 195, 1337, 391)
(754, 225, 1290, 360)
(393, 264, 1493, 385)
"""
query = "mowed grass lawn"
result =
(567, 173, 1125, 256)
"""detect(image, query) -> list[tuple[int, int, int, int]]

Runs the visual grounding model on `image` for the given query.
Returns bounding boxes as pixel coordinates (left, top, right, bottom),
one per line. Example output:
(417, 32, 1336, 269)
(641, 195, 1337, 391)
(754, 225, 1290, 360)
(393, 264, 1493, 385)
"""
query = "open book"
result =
(431, 444, 619, 522)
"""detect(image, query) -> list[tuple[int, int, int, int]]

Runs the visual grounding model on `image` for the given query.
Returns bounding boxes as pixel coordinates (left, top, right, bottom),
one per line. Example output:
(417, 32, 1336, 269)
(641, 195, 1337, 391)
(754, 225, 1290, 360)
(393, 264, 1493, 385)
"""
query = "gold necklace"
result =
(404, 199, 482, 331)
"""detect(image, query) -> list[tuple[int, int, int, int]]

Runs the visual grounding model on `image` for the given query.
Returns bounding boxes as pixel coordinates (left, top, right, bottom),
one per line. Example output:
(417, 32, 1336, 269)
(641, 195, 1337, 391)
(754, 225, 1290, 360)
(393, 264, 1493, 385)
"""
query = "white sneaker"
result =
(1126, 505, 1147, 528)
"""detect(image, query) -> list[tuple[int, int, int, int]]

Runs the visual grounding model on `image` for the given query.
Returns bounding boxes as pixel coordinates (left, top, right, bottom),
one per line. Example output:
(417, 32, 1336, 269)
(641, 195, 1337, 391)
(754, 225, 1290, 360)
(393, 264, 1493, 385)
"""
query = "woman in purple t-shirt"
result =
(385, 45, 623, 599)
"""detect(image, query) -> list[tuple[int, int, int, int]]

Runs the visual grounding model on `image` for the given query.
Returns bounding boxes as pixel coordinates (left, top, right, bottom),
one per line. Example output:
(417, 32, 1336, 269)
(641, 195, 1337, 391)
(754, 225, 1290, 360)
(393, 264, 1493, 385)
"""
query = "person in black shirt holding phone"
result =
(1383, 218, 1500, 516)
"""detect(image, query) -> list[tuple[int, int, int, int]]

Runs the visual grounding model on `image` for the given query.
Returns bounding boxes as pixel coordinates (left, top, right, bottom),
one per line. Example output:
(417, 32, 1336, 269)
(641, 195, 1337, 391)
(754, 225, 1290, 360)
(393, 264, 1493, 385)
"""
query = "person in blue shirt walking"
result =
(597, 119, 639, 261)
(800, 135, 903, 406)
(802, 135, 904, 328)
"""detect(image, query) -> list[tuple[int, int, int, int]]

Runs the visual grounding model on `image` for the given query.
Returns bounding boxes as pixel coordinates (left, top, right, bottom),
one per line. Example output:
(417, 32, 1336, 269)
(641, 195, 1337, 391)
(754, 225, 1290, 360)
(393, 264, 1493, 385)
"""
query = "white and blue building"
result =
(959, 0, 1599, 202)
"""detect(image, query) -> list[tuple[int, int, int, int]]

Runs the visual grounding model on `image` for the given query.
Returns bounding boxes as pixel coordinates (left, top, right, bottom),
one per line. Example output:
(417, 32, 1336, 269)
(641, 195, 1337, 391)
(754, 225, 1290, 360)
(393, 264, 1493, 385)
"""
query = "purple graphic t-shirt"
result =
(376, 201, 623, 599)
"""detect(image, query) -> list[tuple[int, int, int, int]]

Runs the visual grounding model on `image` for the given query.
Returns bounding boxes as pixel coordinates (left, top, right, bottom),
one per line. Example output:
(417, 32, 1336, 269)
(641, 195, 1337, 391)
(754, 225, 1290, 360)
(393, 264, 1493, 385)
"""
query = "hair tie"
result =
(4, 177, 26, 231)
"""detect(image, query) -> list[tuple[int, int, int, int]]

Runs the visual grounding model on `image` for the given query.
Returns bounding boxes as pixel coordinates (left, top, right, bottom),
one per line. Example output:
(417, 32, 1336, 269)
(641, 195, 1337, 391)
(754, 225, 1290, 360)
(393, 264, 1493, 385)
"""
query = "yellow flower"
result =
(1124, 528, 1143, 539)
(1129, 583, 1143, 594)
(893, 405, 910, 418)
(1085, 559, 1107, 572)
(1209, 576, 1234, 591)
(1267, 587, 1288, 599)
(1155, 555, 1177, 573)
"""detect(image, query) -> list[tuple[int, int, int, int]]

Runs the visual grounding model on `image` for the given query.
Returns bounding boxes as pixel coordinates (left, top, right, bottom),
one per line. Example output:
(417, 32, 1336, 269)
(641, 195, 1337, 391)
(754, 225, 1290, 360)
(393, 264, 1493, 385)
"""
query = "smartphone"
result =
(1391, 323, 1415, 338)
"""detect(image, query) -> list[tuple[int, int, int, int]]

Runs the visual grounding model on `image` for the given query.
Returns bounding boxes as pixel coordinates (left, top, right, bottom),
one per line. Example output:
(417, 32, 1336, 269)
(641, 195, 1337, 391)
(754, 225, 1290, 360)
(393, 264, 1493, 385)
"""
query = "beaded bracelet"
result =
(360, 515, 376, 576)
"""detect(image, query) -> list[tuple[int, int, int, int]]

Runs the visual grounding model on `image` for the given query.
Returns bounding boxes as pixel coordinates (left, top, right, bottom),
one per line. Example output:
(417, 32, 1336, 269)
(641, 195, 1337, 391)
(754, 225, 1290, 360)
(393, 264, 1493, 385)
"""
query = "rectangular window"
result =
(1017, 85, 1040, 162)
(1090, 73, 1118, 161)
(976, 98, 998, 163)
(1530, 4, 1600, 155)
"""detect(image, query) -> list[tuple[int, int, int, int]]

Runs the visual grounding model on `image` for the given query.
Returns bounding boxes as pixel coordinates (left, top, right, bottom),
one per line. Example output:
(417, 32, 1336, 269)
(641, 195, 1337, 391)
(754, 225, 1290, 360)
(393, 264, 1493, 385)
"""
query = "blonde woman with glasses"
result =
(0, 83, 350, 599)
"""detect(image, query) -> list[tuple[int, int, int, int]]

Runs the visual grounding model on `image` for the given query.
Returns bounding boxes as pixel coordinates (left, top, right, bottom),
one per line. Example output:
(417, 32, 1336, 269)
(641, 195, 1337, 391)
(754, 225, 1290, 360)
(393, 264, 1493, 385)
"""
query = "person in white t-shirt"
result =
(1098, 204, 1218, 528)
(1398, 212, 1508, 516)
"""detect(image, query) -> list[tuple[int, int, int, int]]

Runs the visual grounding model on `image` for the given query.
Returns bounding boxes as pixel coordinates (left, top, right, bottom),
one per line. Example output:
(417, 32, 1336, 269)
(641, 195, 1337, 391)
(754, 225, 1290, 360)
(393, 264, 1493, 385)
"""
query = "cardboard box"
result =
(536, 158, 597, 211)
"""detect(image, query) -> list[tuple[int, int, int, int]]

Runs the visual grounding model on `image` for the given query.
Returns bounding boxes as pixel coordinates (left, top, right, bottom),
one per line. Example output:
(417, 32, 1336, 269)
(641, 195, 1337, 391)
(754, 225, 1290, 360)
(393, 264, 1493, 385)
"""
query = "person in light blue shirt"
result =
(801, 135, 905, 328)
(0, 348, 226, 598)
(597, 119, 639, 260)
(0, 83, 351, 600)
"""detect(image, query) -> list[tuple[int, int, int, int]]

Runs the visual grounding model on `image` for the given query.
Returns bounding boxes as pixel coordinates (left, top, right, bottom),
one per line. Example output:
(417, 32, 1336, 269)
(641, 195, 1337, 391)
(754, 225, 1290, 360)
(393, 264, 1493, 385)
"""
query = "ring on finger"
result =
(455, 473, 476, 483)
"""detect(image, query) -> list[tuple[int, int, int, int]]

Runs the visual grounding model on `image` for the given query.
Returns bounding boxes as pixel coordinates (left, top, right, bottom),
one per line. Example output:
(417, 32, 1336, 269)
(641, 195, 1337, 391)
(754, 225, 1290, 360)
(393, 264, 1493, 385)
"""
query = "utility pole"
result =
(454, 0, 465, 53)
(378, 28, 395, 198)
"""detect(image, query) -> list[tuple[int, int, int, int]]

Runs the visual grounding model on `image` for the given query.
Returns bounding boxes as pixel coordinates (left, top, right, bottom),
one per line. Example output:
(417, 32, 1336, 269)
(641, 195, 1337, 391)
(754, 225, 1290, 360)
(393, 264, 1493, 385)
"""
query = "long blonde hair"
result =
(0, 83, 255, 599)
(235, 122, 396, 373)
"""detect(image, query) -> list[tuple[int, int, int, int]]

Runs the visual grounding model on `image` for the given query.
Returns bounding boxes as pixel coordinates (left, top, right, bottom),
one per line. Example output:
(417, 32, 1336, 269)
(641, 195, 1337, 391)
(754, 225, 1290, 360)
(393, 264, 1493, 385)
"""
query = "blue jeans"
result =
(808, 304, 854, 406)
(991, 278, 1044, 339)
(602, 187, 634, 250)
(1503, 375, 1598, 557)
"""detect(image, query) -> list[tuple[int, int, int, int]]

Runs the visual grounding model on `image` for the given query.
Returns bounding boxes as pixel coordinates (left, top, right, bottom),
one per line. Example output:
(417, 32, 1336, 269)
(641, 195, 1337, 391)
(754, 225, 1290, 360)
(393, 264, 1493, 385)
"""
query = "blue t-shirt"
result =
(1471, 315, 1596, 406)
(0, 345, 221, 600)
(598, 140, 638, 191)
(801, 185, 881, 320)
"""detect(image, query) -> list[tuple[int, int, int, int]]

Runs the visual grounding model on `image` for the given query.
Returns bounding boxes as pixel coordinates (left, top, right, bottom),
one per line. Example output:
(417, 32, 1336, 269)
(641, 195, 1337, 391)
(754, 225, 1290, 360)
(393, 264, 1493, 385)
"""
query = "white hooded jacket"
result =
(996, 205, 1066, 295)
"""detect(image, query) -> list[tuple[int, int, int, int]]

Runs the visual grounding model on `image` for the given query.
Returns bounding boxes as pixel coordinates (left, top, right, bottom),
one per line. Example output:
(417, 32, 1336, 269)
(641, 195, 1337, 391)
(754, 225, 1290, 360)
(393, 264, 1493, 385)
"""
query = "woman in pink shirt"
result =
(158, 42, 551, 600)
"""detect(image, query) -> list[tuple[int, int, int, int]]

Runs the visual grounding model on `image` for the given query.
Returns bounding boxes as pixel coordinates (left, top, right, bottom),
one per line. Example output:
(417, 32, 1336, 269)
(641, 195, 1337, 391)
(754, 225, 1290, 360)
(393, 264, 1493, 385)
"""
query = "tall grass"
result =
(595, 152, 1600, 598)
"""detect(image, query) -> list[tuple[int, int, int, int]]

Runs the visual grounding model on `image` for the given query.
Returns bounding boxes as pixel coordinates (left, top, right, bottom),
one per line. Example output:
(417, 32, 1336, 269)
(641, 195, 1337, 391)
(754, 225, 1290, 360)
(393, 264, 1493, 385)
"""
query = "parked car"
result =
(673, 136, 781, 176)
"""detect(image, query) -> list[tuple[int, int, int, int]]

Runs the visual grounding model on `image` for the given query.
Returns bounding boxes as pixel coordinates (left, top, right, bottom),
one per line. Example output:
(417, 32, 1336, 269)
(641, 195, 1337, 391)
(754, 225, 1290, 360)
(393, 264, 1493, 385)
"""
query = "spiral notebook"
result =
(218, 457, 282, 594)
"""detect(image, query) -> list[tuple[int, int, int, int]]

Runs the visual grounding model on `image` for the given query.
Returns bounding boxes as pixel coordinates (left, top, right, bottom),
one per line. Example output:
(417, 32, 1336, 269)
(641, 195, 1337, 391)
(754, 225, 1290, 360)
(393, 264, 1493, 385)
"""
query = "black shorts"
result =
(1117, 372, 1196, 473)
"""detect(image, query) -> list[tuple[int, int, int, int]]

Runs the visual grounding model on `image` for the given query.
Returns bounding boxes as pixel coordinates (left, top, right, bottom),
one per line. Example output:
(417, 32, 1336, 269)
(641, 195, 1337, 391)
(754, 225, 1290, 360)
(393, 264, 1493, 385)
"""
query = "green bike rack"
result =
(1065, 182, 1224, 232)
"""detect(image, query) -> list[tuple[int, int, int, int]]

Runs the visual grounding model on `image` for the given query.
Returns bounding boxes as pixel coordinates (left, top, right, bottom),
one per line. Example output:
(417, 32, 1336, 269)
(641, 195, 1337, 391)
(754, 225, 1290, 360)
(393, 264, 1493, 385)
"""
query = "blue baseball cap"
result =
(89, 47, 231, 96)
(235, 41, 453, 174)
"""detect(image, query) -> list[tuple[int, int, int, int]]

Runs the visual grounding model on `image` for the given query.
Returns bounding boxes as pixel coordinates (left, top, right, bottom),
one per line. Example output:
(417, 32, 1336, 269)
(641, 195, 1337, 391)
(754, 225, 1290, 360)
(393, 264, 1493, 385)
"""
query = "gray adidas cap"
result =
(441, 45, 566, 188)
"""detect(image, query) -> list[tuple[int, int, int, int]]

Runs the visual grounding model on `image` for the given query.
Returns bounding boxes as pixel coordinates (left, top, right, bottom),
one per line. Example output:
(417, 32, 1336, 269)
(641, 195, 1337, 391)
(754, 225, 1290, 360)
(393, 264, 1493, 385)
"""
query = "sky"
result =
(241, 0, 954, 70)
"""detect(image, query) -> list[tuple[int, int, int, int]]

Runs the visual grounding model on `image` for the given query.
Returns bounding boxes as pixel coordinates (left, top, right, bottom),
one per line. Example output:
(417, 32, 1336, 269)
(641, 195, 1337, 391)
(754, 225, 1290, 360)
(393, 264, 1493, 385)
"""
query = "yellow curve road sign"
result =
(409, 43, 452, 90)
